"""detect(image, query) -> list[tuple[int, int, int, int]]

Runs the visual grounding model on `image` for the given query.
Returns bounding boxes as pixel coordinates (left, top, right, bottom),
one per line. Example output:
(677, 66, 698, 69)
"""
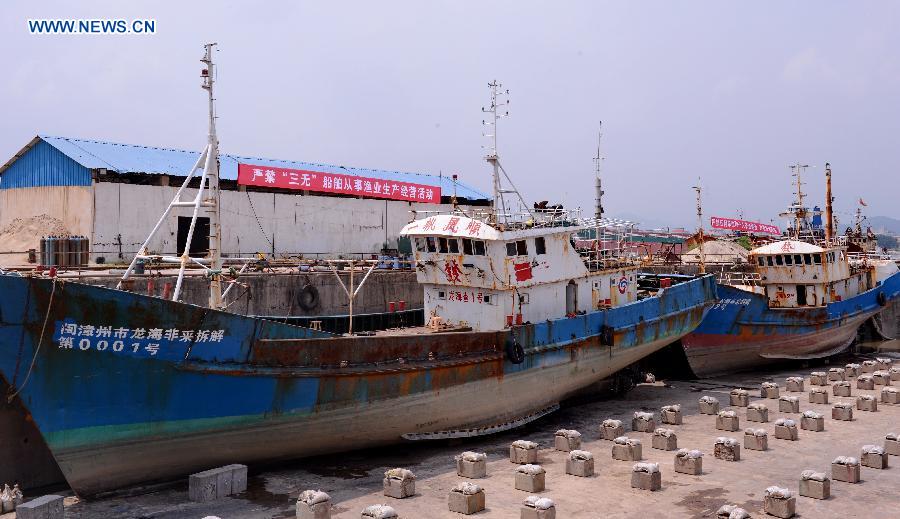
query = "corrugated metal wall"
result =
(0, 140, 91, 189)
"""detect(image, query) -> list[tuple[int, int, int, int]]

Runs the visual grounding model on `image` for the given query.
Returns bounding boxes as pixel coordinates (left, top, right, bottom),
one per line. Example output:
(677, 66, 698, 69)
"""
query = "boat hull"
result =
(682, 272, 900, 377)
(0, 273, 716, 495)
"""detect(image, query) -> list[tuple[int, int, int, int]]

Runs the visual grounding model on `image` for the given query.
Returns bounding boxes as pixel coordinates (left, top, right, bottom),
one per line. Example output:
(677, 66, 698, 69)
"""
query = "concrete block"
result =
(361, 504, 397, 519)
(510, 440, 539, 464)
(761, 382, 780, 399)
(15, 495, 64, 519)
(565, 450, 594, 477)
(875, 357, 893, 371)
(763, 487, 796, 518)
(189, 468, 220, 502)
(827, 367, 846, 382)
(611, 437, 642, 461)
(800, 411, 824, 432)
(857, 375, 875, 390)
(716, 411, 740, 432)
(845, 363, 861, 378)
(832, 403, 853, 421)
(600, 419, 625, 440)
(883, 387, 900, 404)
(652, 428, 678, 451)
(785, 377, 804, 392)
(861, 360, 877, 373)
(730, 389, 750, 407)
(699, 396, 720, 414)
(714, 437, 740, 461)
(297, 490, 332, 519)
(674, 449, 703, 475)
(215, 466, 234, 499)
(872, 370, 892, 386)
(861, 445, 888, 469)
(631, 411, 656, 432)
(857, 395, 878, 412)
(383, 468, 416, 499)
(831, 457, 860, 483)
(779, 396, 800, 413)
(225, 464, 248, 494)
(660, 404, 682, 425)
(799, 471, 830, 500)
(890, 366, 900, 382)
(833, 381, 852, 397)
(553, 429, 581, 452)
(744, 429, 768, 451)
(808, 387, 829, 404)
(774, 419, 799, 441)
(455, 451, 487, 479)
(747, 403, 769, 423)
(448, 483, 485, 515)
(515, 465, 546, 492)
(884, 434, 900, 456)
(809, 371, 828, 386)
(630, 463, 661, 491)
(717, 504, 751, 519)
(521, 496, 556, 519)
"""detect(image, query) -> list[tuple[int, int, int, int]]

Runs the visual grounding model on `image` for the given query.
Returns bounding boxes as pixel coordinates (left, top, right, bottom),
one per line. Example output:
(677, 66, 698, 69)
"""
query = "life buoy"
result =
(507, 337, 525, 364)
(877, 291, 887, 307)
(297, 284, 320, 311)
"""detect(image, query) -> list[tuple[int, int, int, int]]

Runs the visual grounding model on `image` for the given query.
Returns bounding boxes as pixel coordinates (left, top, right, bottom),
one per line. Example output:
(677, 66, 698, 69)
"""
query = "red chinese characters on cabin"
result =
(447, 290, 485, 303)
(465, 220, 482, 236)
(444, 260, 462, 283)
(443, 217, 460, 234)
(422, 217, 437, 232)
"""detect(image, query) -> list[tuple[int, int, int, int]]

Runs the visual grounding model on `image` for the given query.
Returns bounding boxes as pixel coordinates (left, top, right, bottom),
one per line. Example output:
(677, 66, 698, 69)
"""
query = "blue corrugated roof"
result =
(2, 135, 489, 200)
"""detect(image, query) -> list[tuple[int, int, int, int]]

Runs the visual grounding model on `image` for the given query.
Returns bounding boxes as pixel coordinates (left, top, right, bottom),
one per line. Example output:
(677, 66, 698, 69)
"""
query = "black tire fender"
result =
(877, 291, 887, 307)
(297, 284, 320, 311)
(507, 337, 525, 364)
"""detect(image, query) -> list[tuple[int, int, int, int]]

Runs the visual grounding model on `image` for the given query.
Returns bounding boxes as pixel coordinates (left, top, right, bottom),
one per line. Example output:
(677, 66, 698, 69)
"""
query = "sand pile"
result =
(0, 215, 70, 266)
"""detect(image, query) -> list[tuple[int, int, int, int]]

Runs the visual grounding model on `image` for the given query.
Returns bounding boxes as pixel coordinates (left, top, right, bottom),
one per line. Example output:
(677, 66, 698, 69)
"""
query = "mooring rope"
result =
(8, 277, 57, 403)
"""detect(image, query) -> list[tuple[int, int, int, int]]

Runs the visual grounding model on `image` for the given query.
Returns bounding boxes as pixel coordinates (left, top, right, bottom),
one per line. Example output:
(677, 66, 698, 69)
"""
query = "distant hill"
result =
(868, 215, 900, 234)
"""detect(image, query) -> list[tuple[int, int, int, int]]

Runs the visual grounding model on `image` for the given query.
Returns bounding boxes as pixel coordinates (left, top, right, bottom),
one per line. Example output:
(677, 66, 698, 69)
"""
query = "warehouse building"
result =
(0, 135, 489, 265)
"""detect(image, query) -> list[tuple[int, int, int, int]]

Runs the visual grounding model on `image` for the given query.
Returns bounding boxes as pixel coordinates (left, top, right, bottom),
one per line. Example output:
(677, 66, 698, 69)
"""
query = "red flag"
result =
(859, 198, 867, 207)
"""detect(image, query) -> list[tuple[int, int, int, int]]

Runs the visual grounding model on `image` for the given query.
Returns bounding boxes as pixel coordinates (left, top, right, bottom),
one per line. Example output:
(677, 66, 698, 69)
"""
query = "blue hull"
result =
(682, 271, 900, 377)
(0, 272, 716, 495)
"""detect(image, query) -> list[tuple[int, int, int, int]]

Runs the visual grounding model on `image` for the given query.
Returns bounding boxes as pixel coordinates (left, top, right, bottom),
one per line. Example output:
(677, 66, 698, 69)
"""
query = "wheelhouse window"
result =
(462, 238, 473, 255)
(767, 256, 774, 266)
(785, 255, 792, 265)
(425, 237, 437, 252)
(473, 240, 486, 256)
(415, 238, 426, 252)
(794, 254, 802, 264)
(803, 254, 812, 265)
(448, 238, 460, 254)
(439, 237, 449, 253)
(506, 242, 517, 256)
(775, 255, 784, 266)
(535, 237, 546, 255)
(813, 253, 822, 264)
(757, 256, 764, 266)
(516, 240, 528, 255)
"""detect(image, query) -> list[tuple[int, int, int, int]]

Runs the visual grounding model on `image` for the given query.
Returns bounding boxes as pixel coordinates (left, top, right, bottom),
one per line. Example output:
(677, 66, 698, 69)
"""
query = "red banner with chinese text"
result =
(710, 216, 780, 235)
(237, 163, 441, 204)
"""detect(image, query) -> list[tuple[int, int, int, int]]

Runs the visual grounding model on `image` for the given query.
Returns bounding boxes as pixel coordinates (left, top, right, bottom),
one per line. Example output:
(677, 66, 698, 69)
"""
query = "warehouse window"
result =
(473, 240, 486, 256)
(177, 216, 209, 256)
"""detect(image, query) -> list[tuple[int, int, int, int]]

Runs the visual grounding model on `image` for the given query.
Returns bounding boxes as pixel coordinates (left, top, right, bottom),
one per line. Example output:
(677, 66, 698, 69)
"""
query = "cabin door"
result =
(566, 280, 578, 314)
(796, 285, 807, 307)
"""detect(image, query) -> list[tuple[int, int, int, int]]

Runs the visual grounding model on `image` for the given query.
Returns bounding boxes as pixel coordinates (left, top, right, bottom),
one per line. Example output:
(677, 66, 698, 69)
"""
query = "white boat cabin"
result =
(748, 240, 878, 308)
(400, 214, 638, 331)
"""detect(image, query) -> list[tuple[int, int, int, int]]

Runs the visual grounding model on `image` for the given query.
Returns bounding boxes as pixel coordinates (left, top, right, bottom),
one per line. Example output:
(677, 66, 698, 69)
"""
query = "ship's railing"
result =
(717, 270, 762, 286)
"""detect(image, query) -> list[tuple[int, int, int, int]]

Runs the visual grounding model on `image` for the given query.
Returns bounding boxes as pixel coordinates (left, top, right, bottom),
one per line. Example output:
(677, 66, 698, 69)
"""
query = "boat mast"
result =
(789, 163, 809, 240)
(593, 123, 605, 264)
(824, 162, 834, 244)
(692, 178, 705, 274)
(483, 81, 508, 225)
(202, 43, 224, 309)
(116, 43, 224, 309)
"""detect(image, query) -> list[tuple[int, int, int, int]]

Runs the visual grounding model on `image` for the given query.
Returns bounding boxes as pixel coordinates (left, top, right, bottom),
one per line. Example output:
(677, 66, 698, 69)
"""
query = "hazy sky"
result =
(2, 1, 898, 230)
